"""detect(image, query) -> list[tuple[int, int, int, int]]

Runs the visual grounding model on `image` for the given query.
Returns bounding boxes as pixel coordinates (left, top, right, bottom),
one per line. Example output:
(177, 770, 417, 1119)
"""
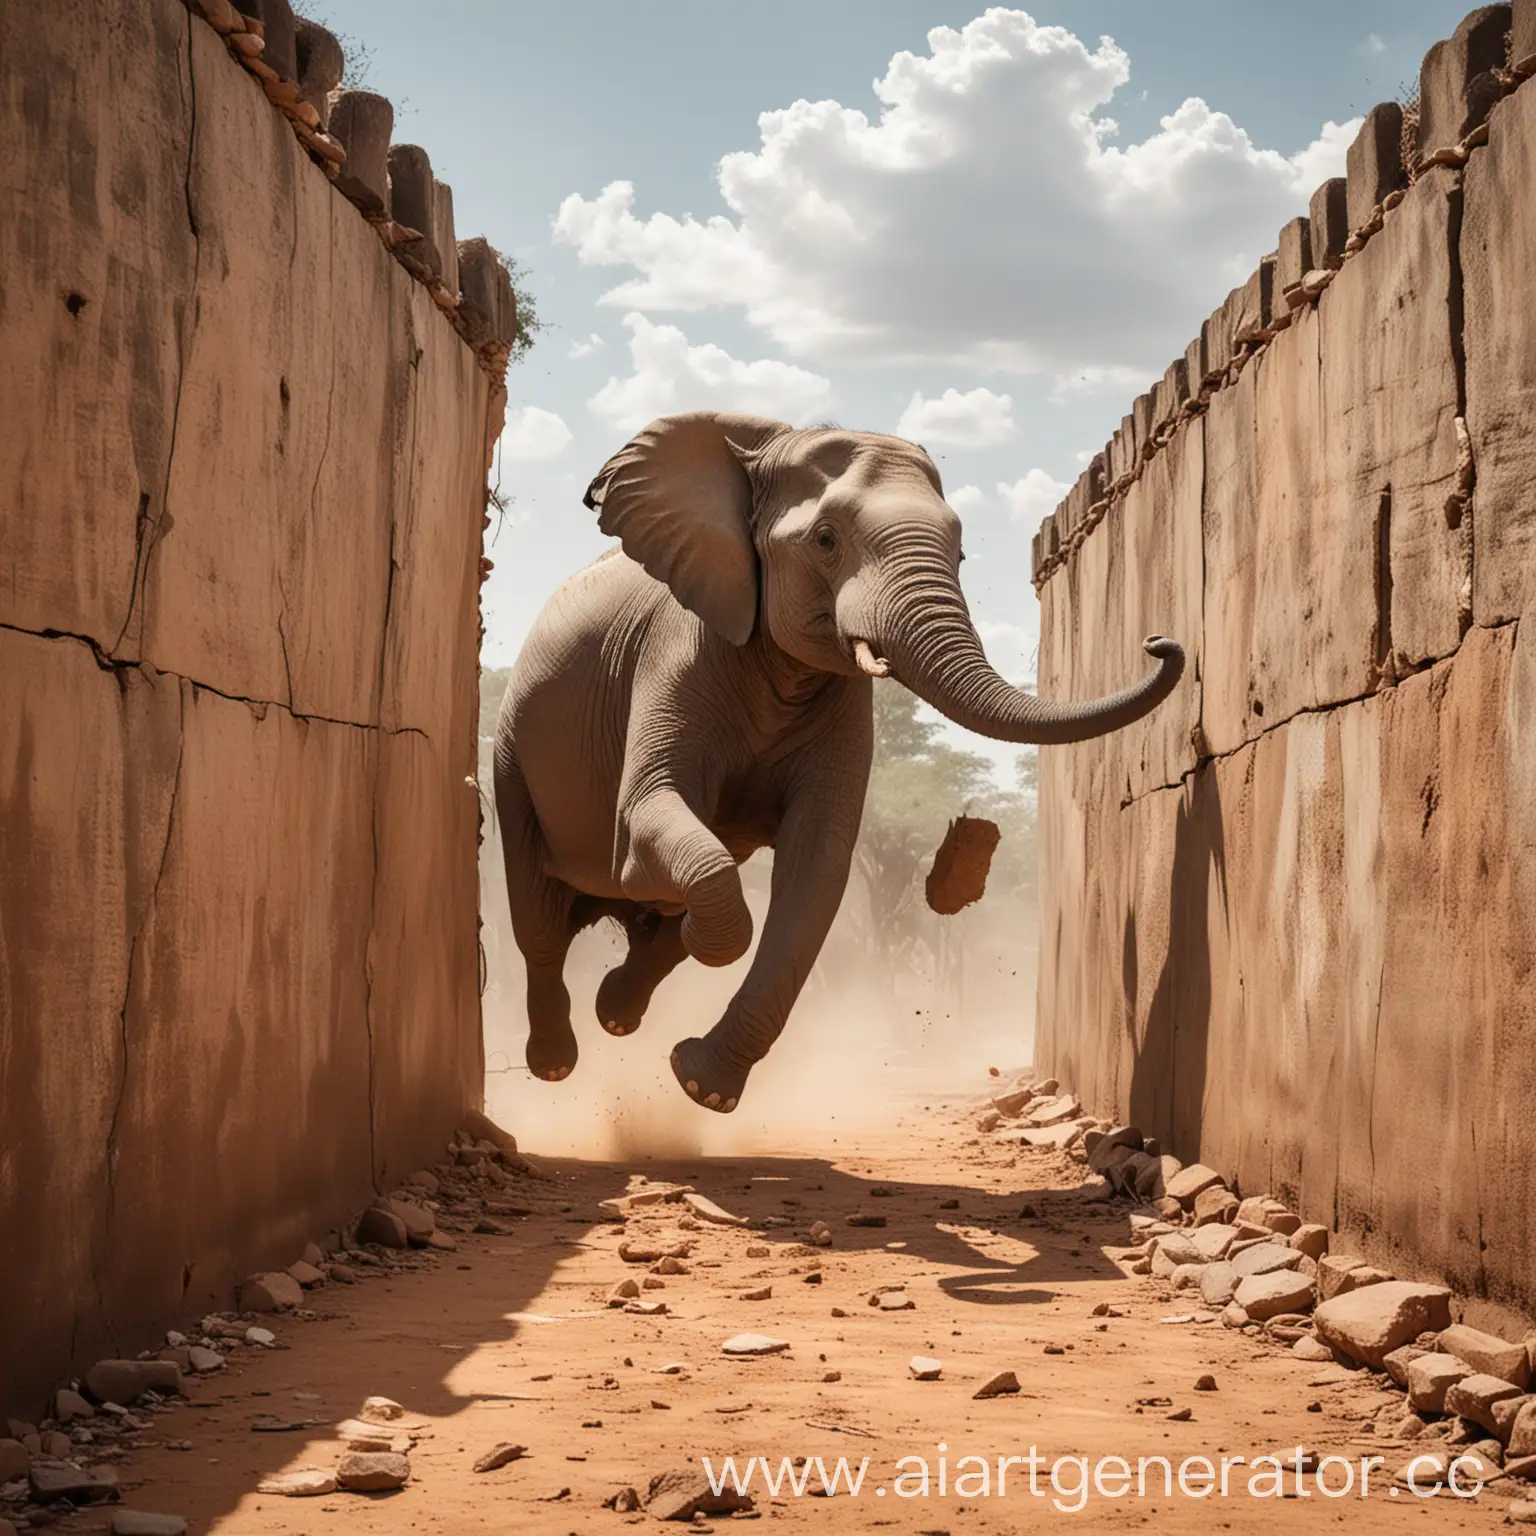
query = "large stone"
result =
(356, 1207, 409, 1249)
(335, 1451, 410, 1491)
(1345, 103, 1406, 232)
(1290, 1224, 1329, 1260)
(385, 145, 442, 278)
(1316, 1254, 1369, 1300)
(385, 1199, 435, 1244)
(293, 18, 343, 128)
(1440, 1323, 1531, 1389)
(1408, 1352, 1473, 1413)
(1233, 1270, 1316, 1322)
(1313, 1282, 1453, 1367)
(1444, 1372, 1527, 1434)
(327, 90, 394, 215)
(1192, 1184, 1239, 1226)
(54, 1389, 93, 1422)
(83, 1359, 182, 1405)
(1025, 1094, 1082, 1128)
(1383, 1343, 1431, 1386)
(239, 1272, 304, 1312)
(1511, 1400, 1536, 1457)
(1309, 176, 1349, 268)
(1417, 5, 1512, 158)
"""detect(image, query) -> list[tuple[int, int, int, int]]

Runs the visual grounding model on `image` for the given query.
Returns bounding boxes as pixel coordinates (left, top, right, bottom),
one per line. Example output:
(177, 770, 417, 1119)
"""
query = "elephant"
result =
(493, 411, 1184, 1113)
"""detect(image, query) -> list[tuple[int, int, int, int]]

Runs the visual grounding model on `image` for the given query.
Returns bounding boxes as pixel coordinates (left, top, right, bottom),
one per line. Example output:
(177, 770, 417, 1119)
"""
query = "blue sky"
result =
(308, 1, 1456, 776)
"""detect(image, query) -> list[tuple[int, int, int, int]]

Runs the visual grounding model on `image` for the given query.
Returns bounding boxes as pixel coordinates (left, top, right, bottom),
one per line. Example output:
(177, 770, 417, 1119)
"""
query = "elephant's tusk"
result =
(853, 639, 892, 678)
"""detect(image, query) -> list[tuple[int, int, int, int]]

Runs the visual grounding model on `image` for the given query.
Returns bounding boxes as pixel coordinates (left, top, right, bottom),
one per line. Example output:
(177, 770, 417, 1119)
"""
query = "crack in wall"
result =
(96, 681, 187, 1349)
(115, 12, 202, 662)
(0, 622, 429, 742)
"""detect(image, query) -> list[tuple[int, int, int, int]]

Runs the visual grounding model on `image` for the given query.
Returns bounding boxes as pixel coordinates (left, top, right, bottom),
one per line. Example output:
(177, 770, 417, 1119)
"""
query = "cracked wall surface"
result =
(1034, 66, 1536, 1335)
(0, 0, 486, 1408)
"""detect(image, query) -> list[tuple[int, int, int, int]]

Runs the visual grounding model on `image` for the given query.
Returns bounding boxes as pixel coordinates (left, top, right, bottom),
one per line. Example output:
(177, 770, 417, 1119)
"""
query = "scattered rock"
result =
(1221, 1302, 1250, 1329)
(1439, 1324, 1530, 1390)
(286, 1259, 327, 1288)
(252, 1413, 318, 1433)
(619, 1240, 690, 1264)
(1313, 1282, 1453, 1368)
(875, 1291, 915, 1311)
(1194, 1374, 1217, 1391)
(246, 1326, 276, 1347)
(336, 1450, 410, 1491)
(335, 1419, 409, 1452)
(472, 1443, 527, 1473)
(722, 1334, 789, 1356)
(845, 1212, 887, 1228)
(1164, 1164, 1223, 1206)
(1292, 1335, 1333, 1362)
(1511, 1401, 1536, 1457)
(608, 1278, 641, 1306)
(84, 1359, 182, 1405)
(604, 1486, 642, 1512)
(1025, 1094, 1082, 1127)
(822, 1371, 842, 1384)
(1199, 1263, 1238, 1308)
(356, 1207, 409, 1249)
(745, 1245, 769, 1259)
(110, 1514, 188, 1536)
(1383, 1343, 1430, 1386)
(1167, 1406, 1193, 1422)
(187, 1346, 224, 1374)
(1407, 1350, 1473, 1413)
(1228, 1243, 1303, 1279)
(359, 1397, 405, 1424)
(1493, 1395, 1533, 1443)
(29, 1462, 120, 1503)
(625, 1300, 668, 1316)
(1233, 1270, 1315, 1321)
(54, 1389, 94, 1423)
(908, 1356, 943, 1381)
(1289, 1224, 1329, 1260)
(682, 1193, 746, 1226)
(973, 1370, 1021, 1399)
(0, 1441, 30, 1482)
(239, 1272, 305, 1312)
(41, 1431, 70, 1459)
(327, 1262, 358, 1284)
(385, 1199, 435, 1245)
(1315, 1254, 1369, 1301)
(646, 1467, 754, 1521)
(1191, 1224, 1239, 1261)
(1445, 1373, 1526, 1434)
(739, 1287, 772, 1302)
(652, 1256, 690, 1275)
(990, 1090, 1031, 1119)
(1192, 1185, 1238, 1226)
(257, 1468, 338, 1496)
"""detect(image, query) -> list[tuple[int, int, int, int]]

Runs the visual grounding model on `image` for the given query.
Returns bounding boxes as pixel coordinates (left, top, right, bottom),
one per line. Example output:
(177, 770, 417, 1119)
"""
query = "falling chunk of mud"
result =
(924, 815, 1001, 914)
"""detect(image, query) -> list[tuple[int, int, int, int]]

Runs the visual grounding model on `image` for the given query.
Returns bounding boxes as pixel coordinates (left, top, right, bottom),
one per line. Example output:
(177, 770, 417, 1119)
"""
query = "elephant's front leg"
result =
(622, 789, 753, 967)
(670, 786, 858, 1112)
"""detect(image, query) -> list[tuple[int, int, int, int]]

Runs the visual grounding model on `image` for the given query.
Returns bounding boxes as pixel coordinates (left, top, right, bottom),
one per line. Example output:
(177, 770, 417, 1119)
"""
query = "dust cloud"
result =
(480, 853, 1036, 1163)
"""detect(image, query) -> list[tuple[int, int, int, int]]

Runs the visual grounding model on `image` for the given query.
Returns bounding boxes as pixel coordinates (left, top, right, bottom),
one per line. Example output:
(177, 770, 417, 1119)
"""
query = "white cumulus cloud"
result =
(997, 468, 1071, 524)
(896, 387, 1016, 448)
(588, 313, 833, 435)
(945, 483, 988, 515)
(568, 333, 606, 359)
(554, 10, 1358, 382)
(501, 406, 574, 462)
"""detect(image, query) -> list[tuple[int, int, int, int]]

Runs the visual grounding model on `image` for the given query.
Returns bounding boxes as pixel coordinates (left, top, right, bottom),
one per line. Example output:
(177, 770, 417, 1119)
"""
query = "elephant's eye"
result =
(814, 524, 839, 554)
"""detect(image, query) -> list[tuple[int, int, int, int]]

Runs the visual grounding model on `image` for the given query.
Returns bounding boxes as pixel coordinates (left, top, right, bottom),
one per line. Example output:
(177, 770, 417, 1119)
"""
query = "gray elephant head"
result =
(584, 410, 1183, 743)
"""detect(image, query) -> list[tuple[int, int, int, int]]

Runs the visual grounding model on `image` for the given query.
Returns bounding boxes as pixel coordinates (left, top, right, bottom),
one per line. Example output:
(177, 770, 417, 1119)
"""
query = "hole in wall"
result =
(1252, 699, 1265, 718)
(64, 292, 87, 316)
(279, 376, 290, 406)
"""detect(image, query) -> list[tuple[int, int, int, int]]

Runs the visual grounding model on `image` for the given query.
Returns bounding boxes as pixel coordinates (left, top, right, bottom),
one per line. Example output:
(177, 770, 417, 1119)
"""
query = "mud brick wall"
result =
(0, 0, 517, 1409)
(1031, 4, 1536, 1336)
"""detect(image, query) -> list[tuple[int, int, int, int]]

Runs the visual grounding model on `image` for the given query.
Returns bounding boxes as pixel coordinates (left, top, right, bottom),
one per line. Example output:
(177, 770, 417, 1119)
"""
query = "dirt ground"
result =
(86, 1073, 1504, 1534)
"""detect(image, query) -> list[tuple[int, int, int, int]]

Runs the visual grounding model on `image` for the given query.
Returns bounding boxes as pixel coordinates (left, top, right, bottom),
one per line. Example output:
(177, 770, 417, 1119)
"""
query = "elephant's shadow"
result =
(570, 1151, 1131, 1305)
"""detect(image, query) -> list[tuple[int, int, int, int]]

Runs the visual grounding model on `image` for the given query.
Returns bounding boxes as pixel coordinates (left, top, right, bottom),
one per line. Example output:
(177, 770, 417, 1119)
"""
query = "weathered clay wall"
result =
(1032, 4, 1536, 1335)
(0, 0, 516, 1409)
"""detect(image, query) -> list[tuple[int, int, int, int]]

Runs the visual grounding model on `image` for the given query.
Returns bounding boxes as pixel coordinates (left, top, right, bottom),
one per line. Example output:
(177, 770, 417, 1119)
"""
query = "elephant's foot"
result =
(669, 1035, 749, 1113)
(596, 965, 644, 1037)
(526, 1023, 578, 1082)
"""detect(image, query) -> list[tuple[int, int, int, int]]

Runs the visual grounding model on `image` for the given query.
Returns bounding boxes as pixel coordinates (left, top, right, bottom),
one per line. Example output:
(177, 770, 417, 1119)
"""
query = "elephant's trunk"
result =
(869, 570, 1185, 746)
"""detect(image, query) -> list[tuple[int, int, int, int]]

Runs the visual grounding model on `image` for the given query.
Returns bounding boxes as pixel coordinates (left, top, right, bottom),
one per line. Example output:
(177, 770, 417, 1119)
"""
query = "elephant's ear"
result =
(582, 411, 790, 646)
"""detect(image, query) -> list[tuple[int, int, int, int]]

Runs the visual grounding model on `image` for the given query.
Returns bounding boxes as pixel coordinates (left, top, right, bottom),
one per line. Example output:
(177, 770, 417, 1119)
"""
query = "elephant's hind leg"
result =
(496, 741, 581, 1082)
(596, 911, 688, 1036)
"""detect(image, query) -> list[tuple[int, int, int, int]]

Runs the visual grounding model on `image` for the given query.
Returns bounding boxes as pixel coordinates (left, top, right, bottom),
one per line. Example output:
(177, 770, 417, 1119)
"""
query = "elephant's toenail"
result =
(724, 1097, 737, 1111)
(704, 1091, 720, 1107)
(685, 1079, 699, 1094)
